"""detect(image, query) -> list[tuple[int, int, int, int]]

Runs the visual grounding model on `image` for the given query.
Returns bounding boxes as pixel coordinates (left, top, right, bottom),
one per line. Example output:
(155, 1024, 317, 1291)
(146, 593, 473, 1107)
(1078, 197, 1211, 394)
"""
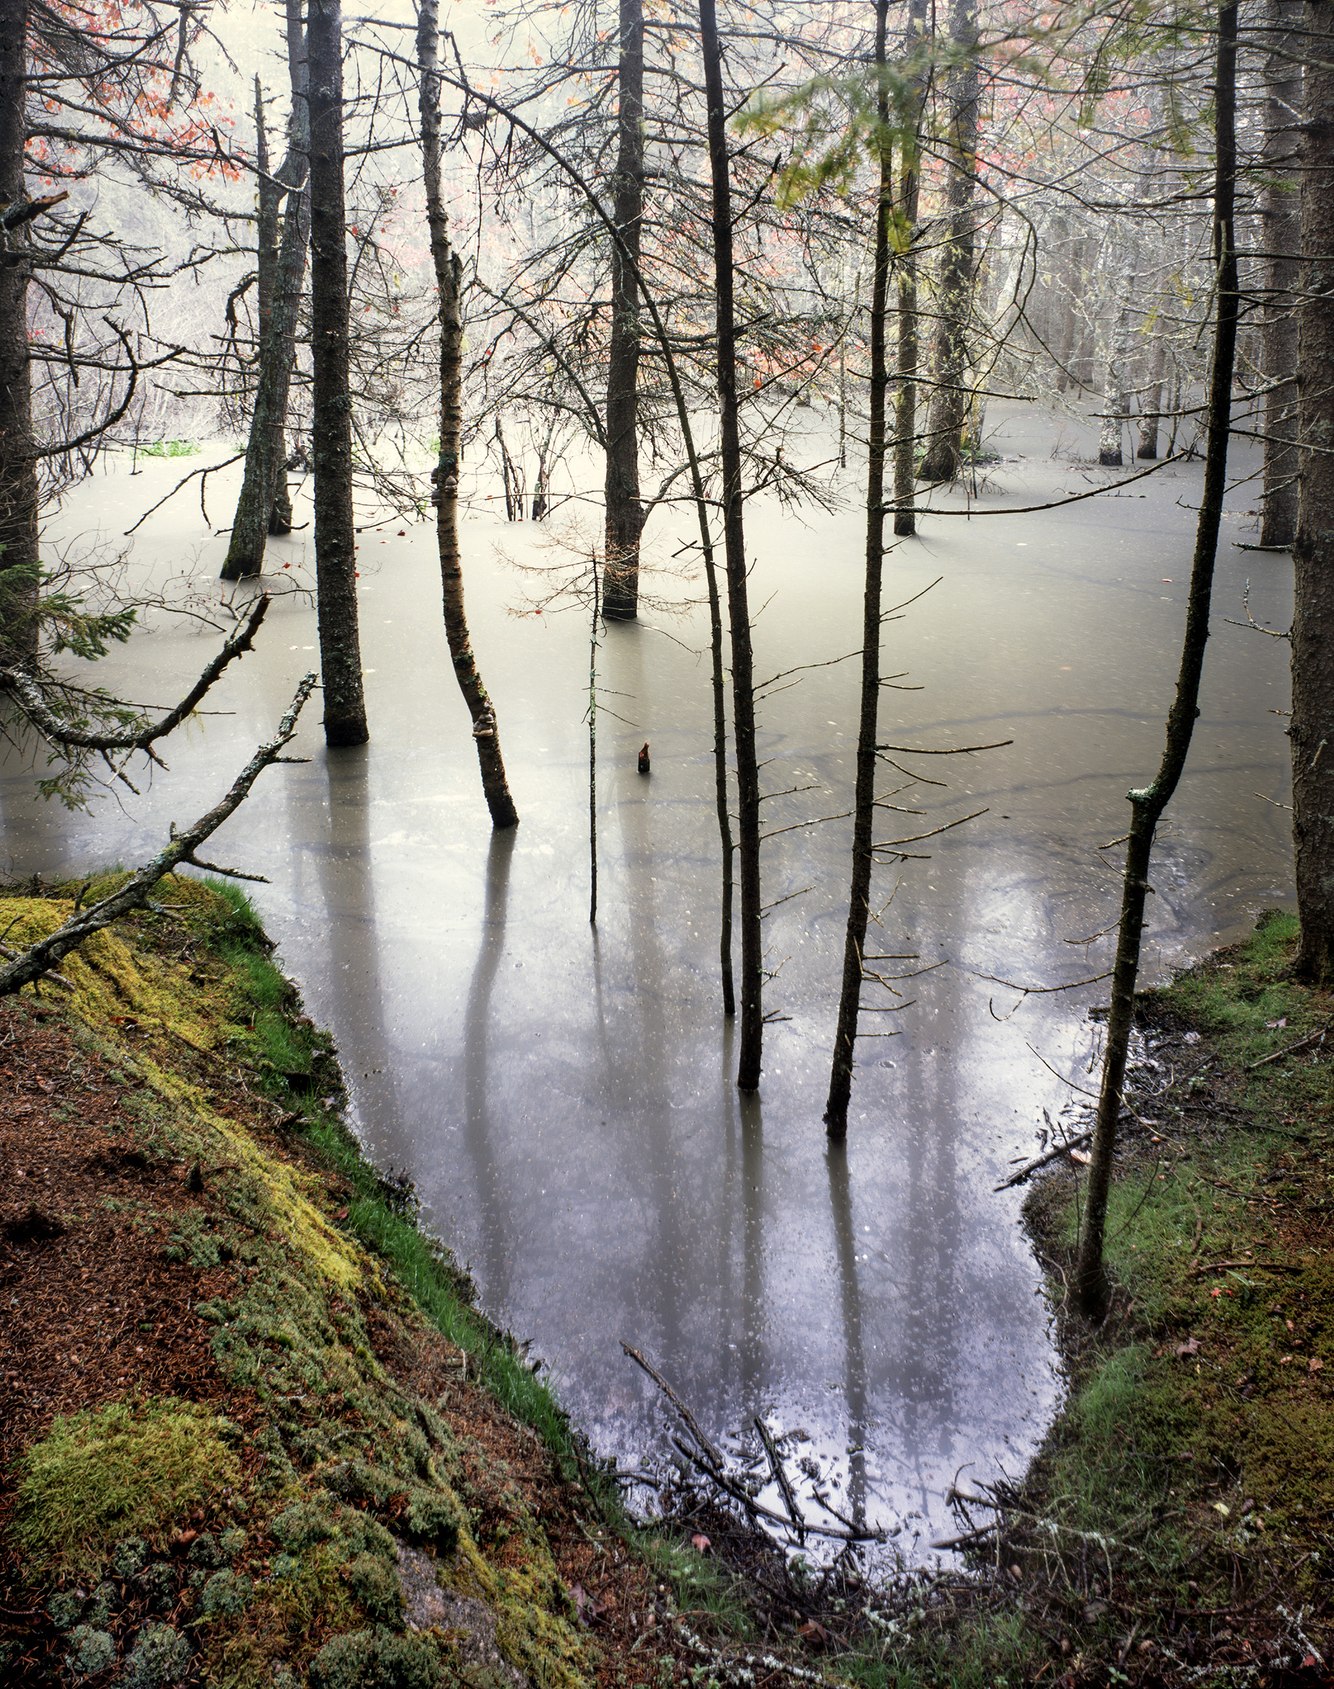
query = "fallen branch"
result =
(994, 1130, 1094, 1191)
(1, 596, 270, 753)
(0, 673, 316, 997)
(1245, 1027, 1327, 1070)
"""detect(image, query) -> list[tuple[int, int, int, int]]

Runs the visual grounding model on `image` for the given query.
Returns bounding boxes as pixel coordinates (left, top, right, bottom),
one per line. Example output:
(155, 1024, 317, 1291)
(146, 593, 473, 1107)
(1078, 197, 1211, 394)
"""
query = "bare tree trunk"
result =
(1097, 276, 1135, 466)
(1074, 2, 1239, 1317)
(1291, 0, 1334, 982)
(1136, 335, 1168, 459)
(306, 0, 368, 747)
(222, 6, 310, 581)
(891, 0, 929, 536)
(417, 0, 517, 831)
(700, 0, 762, 1090)
(1259, 0, 1303, 547)
(602, 0, 645, 623)
(825, 0, 893, 1142)
(919, 0, 979, 485)
(0, 0, 40, 670)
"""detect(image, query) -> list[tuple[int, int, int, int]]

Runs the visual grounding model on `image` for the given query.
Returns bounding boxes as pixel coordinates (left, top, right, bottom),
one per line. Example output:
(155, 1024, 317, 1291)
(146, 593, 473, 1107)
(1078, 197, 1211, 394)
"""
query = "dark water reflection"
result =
(0, 407, 1294, 1558)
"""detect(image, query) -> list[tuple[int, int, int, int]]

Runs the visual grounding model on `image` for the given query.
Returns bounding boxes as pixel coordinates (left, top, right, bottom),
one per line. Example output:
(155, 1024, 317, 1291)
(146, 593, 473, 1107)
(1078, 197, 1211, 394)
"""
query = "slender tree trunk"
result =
(700, 0, 762, 1089)
(1097, 278, 1135, 466)
(919, 0, 979, 485)
(602, 0, 645, 623)
(1259, 0, 1303, 547)
(825, 0, 893, 1142)
(1136, 335, 1168, 459)
(0, 0, 40, 670)
(1074, 3, 1239, 1318)
(891, 0, 928, 536)
(222, 7, 310, 581)
(306, 0, 368, 747)
(417, 0, 517, 830)
(1291, 1, 1334, 982)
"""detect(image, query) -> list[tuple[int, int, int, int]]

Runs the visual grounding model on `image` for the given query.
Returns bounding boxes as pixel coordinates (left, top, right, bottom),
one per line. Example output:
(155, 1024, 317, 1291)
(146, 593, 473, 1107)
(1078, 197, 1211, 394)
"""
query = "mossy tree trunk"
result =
(1074, 2, 1239, 1318)
(1258, 0, 1303, 548)
(0, 0, 40, 671)
(825, 0, 894, 1142)
(1291, 1, 1334, 983)
(306, 0, 368, 747)
(699, 0, 762, 1089)
(601, 0, 645, 624)
(416, 0, 517, 830)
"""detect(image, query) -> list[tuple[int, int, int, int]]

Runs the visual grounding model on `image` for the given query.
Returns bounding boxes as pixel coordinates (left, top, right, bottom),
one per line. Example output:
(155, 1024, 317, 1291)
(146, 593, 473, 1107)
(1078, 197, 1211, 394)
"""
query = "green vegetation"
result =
(14, 1399, 241, 1581)
(137, 440, 201, 459)
(0, 878, 598, 1688)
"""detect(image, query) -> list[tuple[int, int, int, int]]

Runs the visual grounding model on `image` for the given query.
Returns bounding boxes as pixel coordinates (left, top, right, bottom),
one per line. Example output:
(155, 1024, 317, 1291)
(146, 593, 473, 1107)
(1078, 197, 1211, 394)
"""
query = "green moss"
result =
(13, 1398, 240, 1579)
(308, 1627, 442, 1689)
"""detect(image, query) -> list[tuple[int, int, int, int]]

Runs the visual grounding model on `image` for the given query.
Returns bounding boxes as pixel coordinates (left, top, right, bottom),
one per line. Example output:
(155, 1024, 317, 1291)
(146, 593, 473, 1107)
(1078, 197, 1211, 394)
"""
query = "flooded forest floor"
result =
(1, 885, 1330, 1688)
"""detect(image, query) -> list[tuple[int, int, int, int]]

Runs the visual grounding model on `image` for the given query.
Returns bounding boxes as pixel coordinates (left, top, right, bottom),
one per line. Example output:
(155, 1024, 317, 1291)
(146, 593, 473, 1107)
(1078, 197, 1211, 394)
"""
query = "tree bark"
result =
(0, 0, 40, 670)
(1074, 2, 1239, 1318)
(825, 0, 893, 1141)
(416, 0, 518, 831)
(222, 8, 311, 581)
(1290, 1, 1334, 982)
(699, 0, 763, 1090)
(918, 0, 979, 485)
(891, 0, 928, 536)
(1259, 0, 1303, 547)
(601, 0, 645, 623)
(306, 0, 368, 747)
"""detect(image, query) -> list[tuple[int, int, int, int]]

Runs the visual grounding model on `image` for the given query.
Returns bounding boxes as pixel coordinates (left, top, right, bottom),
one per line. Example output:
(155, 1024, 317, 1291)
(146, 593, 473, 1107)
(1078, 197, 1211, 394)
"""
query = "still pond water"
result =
(0, 404, 1294, 1557)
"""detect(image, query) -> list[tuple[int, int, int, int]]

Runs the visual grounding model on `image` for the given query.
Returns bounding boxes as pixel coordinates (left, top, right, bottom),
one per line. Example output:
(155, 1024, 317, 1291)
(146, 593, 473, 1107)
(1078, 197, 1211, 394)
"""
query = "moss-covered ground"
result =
(3, 889, 1329, 1688)
(0, 878, 748, 1688)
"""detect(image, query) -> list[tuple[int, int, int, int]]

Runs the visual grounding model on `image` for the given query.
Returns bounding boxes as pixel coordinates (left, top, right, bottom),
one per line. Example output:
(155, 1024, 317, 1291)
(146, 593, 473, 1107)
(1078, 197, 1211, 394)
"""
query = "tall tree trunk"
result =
(1291, 1, 1334, 982)
(891, 0, 928, 536)
(222, 10, 311, 582)
(306, 0, 368, 747)
(601, 0, 645, 623)
(416, 0, 518, 831)
(1259, 0, 1303, 547)
(699, 0, 762, 1090)
(825, 0, 893, 1142)
(0, 0, 40, 670)
(1074, 2, 1239, 1317)
(1097, 277, 1135, 466)
(919, 0, 979, 485)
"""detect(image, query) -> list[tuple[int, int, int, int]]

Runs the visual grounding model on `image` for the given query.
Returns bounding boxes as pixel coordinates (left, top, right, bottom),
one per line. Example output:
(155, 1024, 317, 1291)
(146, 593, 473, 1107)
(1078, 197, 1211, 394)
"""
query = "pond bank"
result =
(2, 890, 1329, 1686)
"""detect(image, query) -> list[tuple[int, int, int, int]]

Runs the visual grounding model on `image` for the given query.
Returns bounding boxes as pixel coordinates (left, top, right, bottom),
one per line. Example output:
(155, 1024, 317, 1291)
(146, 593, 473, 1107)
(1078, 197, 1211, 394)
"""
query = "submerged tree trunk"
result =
(891, 0, 928, 536)
(918, 0, 979, 485)
(1259, 0, 1303, 547)
(306, 0, 368, 747)
(825, 0, 893, 1141)
(700, 0, 762, 1089)
(0, 0, 40, 670)
(1291, 0, 1334, 982)
(601, 0, 645, 623)
(1074, 2, 1239, 1317)
(222, 9, 311, 582)
(417, 0, 517, 830)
